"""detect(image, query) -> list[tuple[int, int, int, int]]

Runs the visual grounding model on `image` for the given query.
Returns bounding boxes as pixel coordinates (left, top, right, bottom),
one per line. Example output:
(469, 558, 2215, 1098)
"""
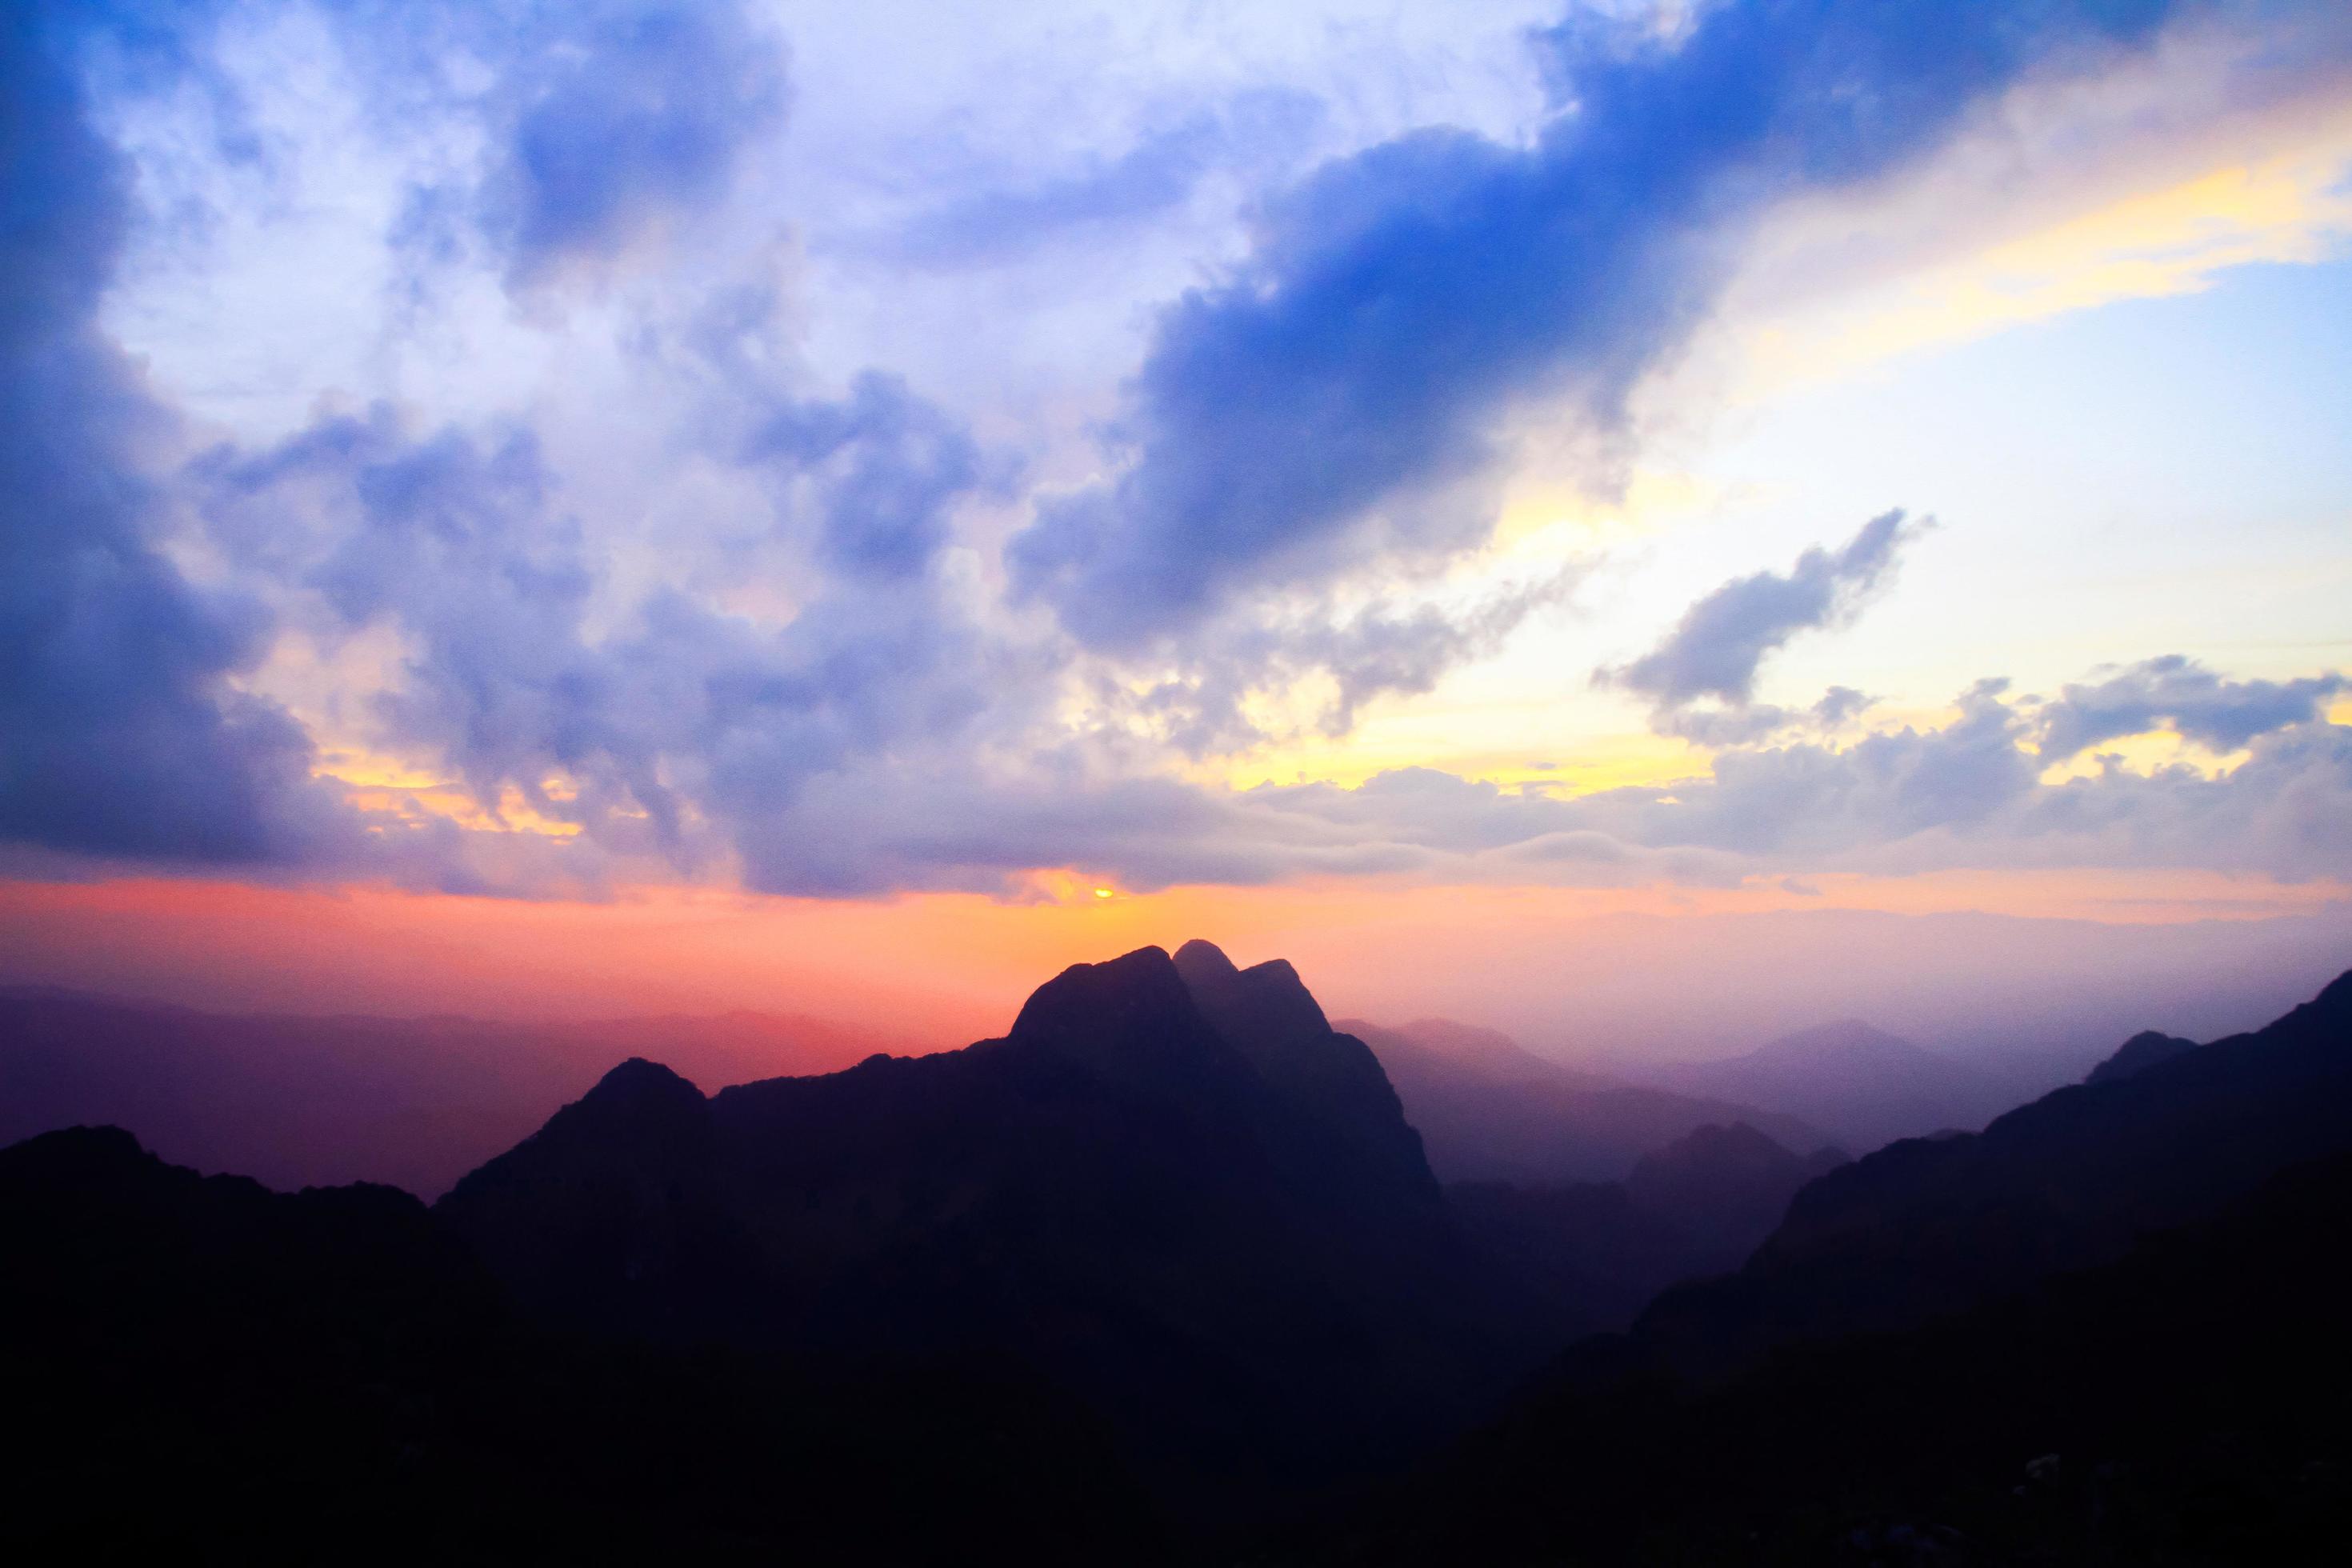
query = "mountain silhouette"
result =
(437, 942, 1523, 1511)
(1612, 967, 2352, 1382)
(1344, 971, 2352, 1561)
(1173, 941, 1436, 1210)
(1354, 1144, 2352, 1563)
(2086, 1026, 2200, 1085)
(1624, 1120, 1849, 1267)
(12, 949, 2346, 1559)
(1346, 1015, 1828, 1182)
(1446, 1122, 1848, 1338)
(0, 986, 910, 1197)
(0, 1124, 1155, 1562)
(1626, 1017, 2025, 1149)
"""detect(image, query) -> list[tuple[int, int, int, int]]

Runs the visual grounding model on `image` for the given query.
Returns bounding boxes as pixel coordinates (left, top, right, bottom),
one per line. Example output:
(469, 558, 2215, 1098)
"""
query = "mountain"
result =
(1625, 1017, 2026, 1150)
(0, 1124, 1154, 1562)
(1623, 1120, 1850, 1266)
(1446, 1122, 1849, 1338)
(437, 943, 1527, 1511)
(0, 987, 910, 1198)
(1353, 1146, 2352, 1564)
(1346, 969, 2352, 1561)
(9, 951, 2347, 1560)
(1346, 1016, 1830, 1182)
(1610, 967, 2352, 1383)
(2086, 1026, 2200, 1085)
(1171, 941, 1438, 1212)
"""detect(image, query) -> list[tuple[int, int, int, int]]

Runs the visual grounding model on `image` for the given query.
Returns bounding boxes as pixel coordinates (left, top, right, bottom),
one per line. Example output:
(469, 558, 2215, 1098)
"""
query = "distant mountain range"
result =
(0, 988, 914, 1197)
(1358, 969, 2352, 1561)
(1618, 970, 2352, 1382)
(1343, 1015, 1832, 1182)
(1616, 1017, 2030, 1149)
(1447, 1119, 1849, 1336)
(2086, 1026, 2199, 1086)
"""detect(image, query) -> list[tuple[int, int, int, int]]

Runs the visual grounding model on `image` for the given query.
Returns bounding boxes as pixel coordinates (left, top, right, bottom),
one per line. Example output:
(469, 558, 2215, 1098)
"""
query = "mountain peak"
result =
(1172, 938, 1242, 981)
(0, 1123, 155, 1182)
(1007, 946, 1240, 1090)
(583, 1057, 706, 1108)
(2085, 1030, 2199, 1087)
(1629, 1122, 1802, 1199)
(1175, 940, 1330, 1048)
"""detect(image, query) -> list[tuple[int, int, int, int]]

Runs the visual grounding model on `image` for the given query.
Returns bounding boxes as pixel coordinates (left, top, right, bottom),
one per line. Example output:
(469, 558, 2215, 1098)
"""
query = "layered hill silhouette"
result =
(0, 1125, 1154, 1562)
(1345, 969, 2352, 1559)
(1616, 970, 2352, 1381)
(1446, 1120, 1849, 1336)
(1355, 1144, 2352, 1563)
(434, 942, 1526, 1508)
(0, 987, 910, 1197)
(2086, 1026, 2199, 1085)
(1345, 1015, 1828, 1182)
(9, 947, 2345, 1560)
(1622, 1016, 2028, 1149)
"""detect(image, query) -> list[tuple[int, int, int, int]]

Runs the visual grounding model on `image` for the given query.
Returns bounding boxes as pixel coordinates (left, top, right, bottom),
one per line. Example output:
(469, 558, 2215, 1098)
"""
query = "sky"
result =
(4, 0, 2350, 1058)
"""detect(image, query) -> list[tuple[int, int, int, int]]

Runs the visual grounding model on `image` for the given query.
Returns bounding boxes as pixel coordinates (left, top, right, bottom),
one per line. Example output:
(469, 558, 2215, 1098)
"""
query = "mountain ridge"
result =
(435, 940, 1527, 1510)
(1622, 1016, 2027, 1148)
(1346, 1015, 1832, 1182)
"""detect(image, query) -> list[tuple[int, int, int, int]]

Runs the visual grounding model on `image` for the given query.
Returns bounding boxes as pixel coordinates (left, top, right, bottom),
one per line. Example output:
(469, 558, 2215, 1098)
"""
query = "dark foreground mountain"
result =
(1350, 1146, 2352, 1564)
(1346, 1015, 1828, 1182)
(1623, 1017, 2026, 1150)
(0, 987, 909, 1196)
(0, 1126, 1154, 1563)
(1626, 969, 2352, 1382)
(1338, 969, 2352, 1561)
(435, 943, 1530, 1517)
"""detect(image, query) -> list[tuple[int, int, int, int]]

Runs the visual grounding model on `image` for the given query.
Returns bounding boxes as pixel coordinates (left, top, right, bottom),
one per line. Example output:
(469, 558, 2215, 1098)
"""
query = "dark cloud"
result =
(338, 2, 789, 291)
(886, 88, 1324, 268)
(1009, 1, 2188, 649)
(479, 2, 787, 286)
(2038, 654, 2348, 759)
(746, 372, 990, 579)
(0, 6, 344, 866)
(1605, 508, 1922, 710)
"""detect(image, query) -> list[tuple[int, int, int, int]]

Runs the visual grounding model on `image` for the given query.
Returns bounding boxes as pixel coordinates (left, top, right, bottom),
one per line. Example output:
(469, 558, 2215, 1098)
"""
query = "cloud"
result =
(886, 87, 1323, 269)
(2038, 654, 2348, 759)
(1605, 509, 1925, 712)
(1213, 676, 2352, 889)
(328, 2, 790, 293)
(194, 384, 1050, 895)
(744, 371, 992, 579)
(1124, 563, 1587, 758)
(0, 6, 346, 866)
(474, 2, 789, 286)
(1007, 1, 2201, 650)
(12, 0, 2350, 910)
